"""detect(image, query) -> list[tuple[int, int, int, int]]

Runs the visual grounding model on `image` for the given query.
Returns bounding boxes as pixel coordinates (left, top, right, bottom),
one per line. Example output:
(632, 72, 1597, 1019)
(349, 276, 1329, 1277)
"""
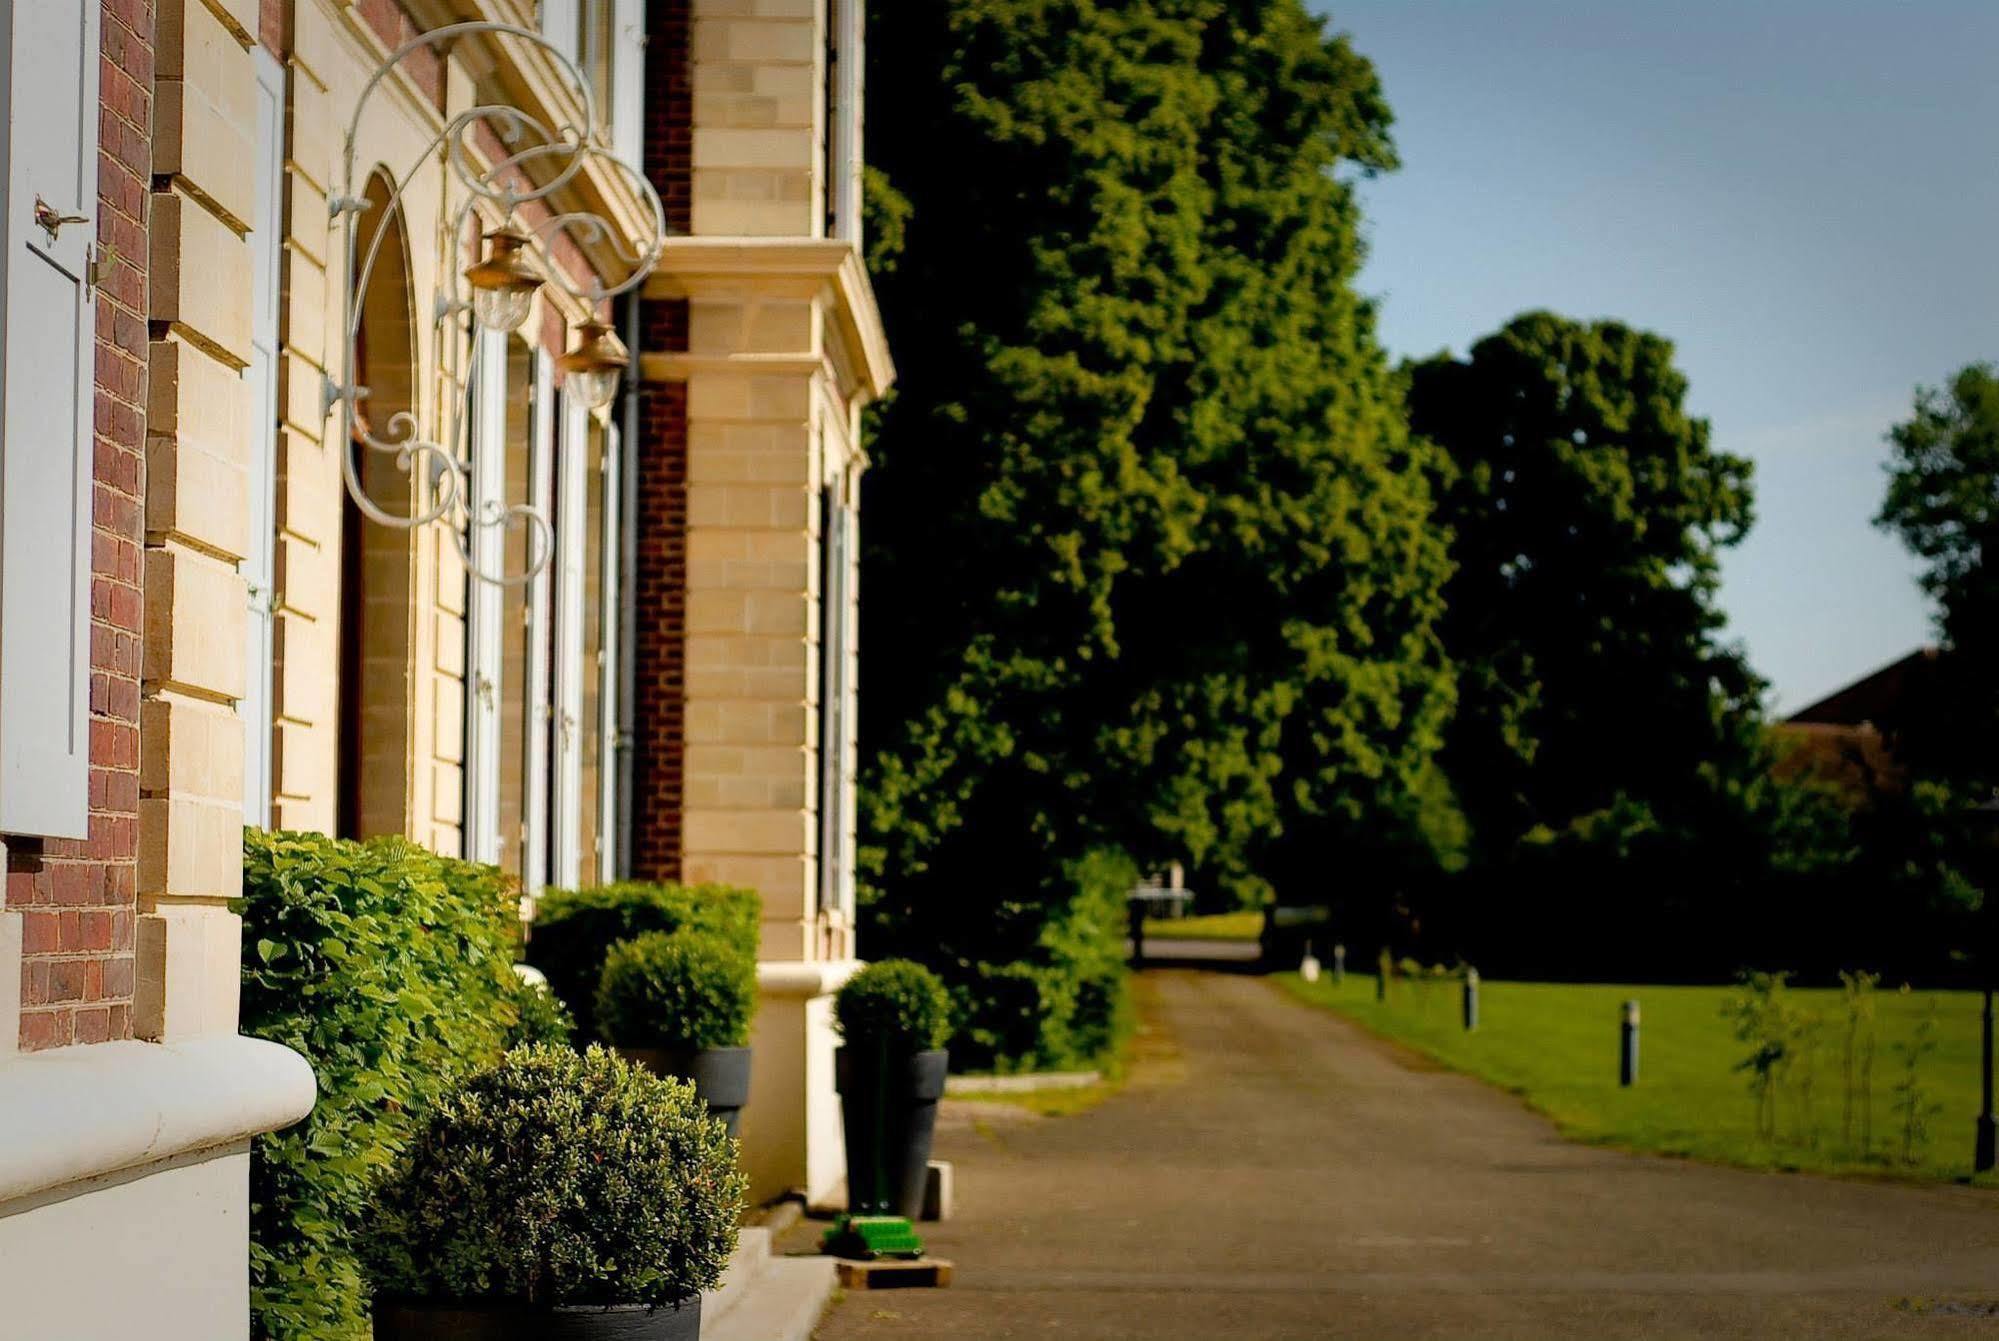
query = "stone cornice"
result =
(643, 239, 897, 404)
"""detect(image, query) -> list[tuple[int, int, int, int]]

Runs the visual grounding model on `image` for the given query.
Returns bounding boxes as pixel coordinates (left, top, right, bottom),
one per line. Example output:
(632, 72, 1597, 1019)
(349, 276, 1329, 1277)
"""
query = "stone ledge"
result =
(0, 1035, 315, 1205)
(757, 958, 862, 1000)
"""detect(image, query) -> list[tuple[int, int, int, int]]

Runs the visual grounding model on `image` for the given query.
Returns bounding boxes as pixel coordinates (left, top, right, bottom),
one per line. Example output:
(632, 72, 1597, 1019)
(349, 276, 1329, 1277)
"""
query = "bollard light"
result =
(1620, 999, 1640, 1087)
(1462, 967, 1480, 1032)
(1332, 943, 1346, 986)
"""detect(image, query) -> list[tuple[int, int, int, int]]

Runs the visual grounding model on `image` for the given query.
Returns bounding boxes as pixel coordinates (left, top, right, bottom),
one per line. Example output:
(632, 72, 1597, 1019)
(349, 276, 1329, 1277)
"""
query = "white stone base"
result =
(0, 1034, 315, 1340)
(743, 959, 860, 1206)
(0, 1144, 252, 1341)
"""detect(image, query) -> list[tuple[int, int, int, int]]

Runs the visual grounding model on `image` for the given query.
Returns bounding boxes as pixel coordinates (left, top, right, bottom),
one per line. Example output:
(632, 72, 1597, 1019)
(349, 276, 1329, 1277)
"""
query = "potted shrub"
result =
(832, 960, 952, 1224)
(595, 930, 757, 1137)
(362, 1044, 744, 1340)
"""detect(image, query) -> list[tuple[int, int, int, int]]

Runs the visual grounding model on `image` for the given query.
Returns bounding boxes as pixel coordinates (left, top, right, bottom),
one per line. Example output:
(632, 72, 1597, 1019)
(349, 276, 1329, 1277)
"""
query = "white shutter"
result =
(243, 50, 285, 827)
(463, 331, 508, 864)
(0, 0, 100, 838)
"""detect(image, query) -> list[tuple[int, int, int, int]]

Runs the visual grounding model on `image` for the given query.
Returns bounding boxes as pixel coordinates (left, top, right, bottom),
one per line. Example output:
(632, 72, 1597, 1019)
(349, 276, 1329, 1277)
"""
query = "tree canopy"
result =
(857, 0, 1456, 1060)
(1878, 363, 1999, 790)
(1406, 313, 1763, 859)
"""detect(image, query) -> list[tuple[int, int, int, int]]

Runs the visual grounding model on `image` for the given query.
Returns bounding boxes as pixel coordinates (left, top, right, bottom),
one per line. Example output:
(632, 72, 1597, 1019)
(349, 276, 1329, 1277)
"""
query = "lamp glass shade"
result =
(463, 228, 541, 333)
(566, 365, 620, 411)
(470, 282, 535, 333)
(557, 320, 628, 410)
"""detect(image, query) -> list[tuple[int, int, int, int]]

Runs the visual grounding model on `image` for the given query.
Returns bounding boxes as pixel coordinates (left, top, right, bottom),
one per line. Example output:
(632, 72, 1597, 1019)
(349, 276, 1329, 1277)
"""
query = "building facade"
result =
(0, 0, 889, 1334)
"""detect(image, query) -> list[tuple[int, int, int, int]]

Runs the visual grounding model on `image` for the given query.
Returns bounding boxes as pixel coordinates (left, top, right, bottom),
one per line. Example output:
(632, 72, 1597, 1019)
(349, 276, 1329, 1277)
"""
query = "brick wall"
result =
(630, 0, 692, 881)
(10, 0, 155, 1051)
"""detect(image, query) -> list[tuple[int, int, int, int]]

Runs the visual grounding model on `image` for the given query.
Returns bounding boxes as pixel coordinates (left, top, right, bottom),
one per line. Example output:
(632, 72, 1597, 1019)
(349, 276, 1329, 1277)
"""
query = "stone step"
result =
(702, 1256, 837, 1341)
(702, 1227, 772, 1324)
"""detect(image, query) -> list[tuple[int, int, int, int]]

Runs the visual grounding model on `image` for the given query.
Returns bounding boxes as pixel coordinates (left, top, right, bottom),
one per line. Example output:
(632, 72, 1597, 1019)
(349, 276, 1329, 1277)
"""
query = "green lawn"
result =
(1280, 973, 1998, 1187)
(1141, 910, 1263, 941)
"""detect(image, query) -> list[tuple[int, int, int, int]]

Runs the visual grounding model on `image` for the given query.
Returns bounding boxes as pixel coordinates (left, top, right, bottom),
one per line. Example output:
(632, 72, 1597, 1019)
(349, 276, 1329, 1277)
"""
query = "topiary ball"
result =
(595, 930, 757, 1053)
(834, 959, 952, 1053)
(360, 1044, 745, 1309)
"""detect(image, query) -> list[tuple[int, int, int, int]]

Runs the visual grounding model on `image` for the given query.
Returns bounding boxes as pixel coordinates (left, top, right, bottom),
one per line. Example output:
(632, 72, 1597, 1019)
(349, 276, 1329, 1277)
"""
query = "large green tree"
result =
(858, 1, 1455, 1061)
(1406, 314, 1762, 860)
(1878, 364, 1999, 788)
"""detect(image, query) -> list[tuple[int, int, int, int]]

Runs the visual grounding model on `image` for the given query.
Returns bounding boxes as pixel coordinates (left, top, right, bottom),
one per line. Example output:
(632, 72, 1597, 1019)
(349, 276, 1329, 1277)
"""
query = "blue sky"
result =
(1312, 1, 1998, 711)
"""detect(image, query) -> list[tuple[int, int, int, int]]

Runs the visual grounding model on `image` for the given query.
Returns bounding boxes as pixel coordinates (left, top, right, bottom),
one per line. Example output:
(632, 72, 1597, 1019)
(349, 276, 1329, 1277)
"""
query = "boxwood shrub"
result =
(834, 959, 952, 1052)
(360, 1045, 745, 1309)
(527, 882, 760, 1041)
(239, 830, 546, 1341)
(595, 929, 757, 1052)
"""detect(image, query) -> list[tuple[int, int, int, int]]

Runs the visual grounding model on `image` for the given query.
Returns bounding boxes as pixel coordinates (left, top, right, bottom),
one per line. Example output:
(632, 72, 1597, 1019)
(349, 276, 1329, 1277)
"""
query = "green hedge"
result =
(239, 830, 549, 1341)
(528, 882, 761, 1041)
(941, 849, 1135, 1072)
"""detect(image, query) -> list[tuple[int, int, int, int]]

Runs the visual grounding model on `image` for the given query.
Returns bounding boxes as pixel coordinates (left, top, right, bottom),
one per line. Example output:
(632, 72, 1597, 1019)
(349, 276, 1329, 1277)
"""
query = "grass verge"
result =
(1279, 972, 1998, 1188)
(1141, 909, 1263, 942)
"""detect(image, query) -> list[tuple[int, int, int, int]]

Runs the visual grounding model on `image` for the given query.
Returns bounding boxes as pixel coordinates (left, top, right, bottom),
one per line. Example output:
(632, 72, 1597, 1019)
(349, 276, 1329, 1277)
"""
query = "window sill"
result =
(0, 1035, 315, 1205)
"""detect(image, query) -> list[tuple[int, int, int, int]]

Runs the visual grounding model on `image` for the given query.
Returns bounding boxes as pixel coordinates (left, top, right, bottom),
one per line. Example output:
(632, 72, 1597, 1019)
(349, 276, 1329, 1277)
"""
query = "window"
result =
(575, 415, 618, 886)
(817, 474, 857, 917)
(244, 50, 285, 827)
(824, 0, 863, 243)
(493, 341, 557, 892)
(543, 1, 643, 166)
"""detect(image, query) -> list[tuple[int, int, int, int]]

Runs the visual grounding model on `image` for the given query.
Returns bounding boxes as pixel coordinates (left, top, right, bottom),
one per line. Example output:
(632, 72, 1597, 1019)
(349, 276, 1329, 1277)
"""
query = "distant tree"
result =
(856, 0, 1457, 1058)
(1406, 313, 1762, 860)
(1878, 364, 1999, 790)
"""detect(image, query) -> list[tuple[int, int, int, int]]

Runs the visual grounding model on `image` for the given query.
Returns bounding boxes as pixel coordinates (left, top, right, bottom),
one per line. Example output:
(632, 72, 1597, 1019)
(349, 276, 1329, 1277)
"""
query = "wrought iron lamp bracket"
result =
(328, 20, 669, 587)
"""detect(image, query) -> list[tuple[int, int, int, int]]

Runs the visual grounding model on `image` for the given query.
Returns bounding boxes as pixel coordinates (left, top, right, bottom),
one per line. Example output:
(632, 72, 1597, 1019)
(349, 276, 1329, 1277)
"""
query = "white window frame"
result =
(826, 0, 863, 244)
(595, 418, 622, 884)
(462, 329, 509, 865)
(523, 350, 557, 896)
(551, 392, 588, 887)
(243, 49, 285, 828)
(610, 0, 645, 170)
(817, 470, 857, 918)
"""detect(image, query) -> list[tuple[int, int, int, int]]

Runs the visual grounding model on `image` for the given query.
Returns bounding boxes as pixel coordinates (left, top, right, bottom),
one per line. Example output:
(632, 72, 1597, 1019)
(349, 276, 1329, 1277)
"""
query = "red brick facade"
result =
(10, 0, 154, 1051)
(630, 0, 692, 881)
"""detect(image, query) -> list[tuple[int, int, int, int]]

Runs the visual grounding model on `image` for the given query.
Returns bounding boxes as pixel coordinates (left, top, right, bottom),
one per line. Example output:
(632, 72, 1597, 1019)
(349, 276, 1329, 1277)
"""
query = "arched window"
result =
(338, 171, 418, 840)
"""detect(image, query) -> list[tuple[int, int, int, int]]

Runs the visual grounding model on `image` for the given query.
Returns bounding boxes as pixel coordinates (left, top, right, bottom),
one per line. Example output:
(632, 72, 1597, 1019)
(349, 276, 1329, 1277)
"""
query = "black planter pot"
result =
(619, 1046, 752, 1138)
(835, 1045, 948, 1218)
(372, 1296, 700, 1340)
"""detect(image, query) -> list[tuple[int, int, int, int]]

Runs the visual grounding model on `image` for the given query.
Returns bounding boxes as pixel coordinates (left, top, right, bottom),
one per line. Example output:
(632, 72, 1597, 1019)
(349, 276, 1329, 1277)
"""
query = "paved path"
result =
(808, 970, 1999, 1340)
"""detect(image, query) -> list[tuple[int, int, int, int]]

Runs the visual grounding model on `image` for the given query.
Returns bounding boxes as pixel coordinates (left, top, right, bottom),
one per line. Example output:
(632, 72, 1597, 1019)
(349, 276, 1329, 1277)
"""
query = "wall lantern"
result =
(556, 319, 629, 411)
(325, 21, 668, 585)
(462, 227, 543, 334)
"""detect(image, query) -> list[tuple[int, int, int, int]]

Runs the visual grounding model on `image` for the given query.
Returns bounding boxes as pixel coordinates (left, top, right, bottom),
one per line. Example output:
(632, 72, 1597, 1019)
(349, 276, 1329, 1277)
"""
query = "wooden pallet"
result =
(833, 1256, 954, 1290)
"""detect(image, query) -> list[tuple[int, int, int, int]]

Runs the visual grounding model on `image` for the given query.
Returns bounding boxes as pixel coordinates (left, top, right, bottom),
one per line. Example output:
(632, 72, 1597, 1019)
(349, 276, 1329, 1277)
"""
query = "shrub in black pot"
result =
(526, 883, 760, 1042)
(832, 960, 951, 1222)
(361, 1043, 745, 1340)
(596, 930, 757, 1137)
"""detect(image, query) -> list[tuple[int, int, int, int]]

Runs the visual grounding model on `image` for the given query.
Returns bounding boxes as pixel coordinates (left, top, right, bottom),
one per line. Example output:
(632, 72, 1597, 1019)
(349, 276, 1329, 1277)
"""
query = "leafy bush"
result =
(931, 848, 1133, 1072)
(528, 882, 760, 1041)
(595, 930, 756, 1052)
(240, 830, 535, 1341)
(361, 1045, 745, 1308)
(505, 971, 576, 1049)
(835, 959, 951, 1052)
